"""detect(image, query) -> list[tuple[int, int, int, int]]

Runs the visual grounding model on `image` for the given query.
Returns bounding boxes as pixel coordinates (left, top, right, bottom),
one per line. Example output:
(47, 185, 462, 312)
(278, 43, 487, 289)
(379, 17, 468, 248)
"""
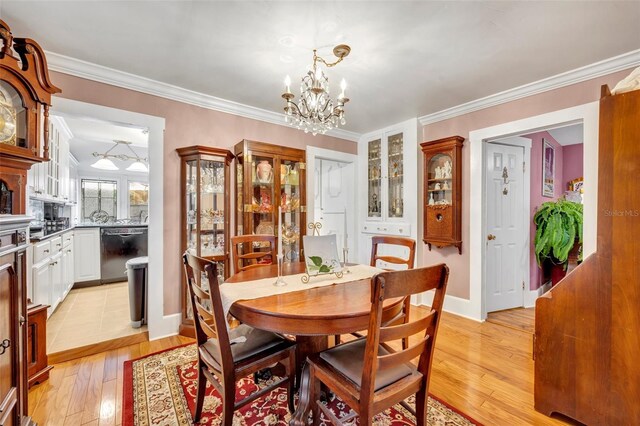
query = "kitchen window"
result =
(81, 179, 117, 222)
(128, 181, 149, 221)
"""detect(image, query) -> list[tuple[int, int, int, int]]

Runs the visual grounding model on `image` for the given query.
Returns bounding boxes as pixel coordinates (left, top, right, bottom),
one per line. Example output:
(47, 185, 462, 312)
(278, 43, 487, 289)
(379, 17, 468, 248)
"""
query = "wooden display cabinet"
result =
(420, 136, 464, 254)
(177, 146, 233, 337)
(26, 303, 52, 387)
(234, 140, 306, 264)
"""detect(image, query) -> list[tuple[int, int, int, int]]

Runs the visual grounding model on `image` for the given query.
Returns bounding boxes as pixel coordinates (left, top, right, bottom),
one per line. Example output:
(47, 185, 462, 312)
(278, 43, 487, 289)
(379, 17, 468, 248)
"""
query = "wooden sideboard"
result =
(534, 85, 640, 424)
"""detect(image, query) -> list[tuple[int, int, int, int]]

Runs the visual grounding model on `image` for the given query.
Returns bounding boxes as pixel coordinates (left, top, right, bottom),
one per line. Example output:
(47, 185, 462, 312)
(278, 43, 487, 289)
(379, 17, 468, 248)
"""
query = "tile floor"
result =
(46, 281, 147, 354)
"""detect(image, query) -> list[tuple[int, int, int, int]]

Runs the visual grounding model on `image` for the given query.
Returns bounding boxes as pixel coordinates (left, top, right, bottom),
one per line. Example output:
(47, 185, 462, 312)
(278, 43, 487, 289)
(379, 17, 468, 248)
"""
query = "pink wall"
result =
(563, 144, 584, 184)
(421, 68, 631, 300)
(49, 72, 356, 315)
(526, 132, 563, 289)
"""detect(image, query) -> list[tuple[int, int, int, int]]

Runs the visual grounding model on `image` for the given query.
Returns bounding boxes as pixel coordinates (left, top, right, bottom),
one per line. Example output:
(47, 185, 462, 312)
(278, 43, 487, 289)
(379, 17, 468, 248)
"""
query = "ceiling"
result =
(57, 113, 149, 174)
(548, 124, 583, 146)
(2, 2, 639, 133)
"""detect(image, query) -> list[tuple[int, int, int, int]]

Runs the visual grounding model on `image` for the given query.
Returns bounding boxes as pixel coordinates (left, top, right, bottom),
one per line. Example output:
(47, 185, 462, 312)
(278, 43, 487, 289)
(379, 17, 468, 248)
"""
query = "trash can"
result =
(126, 256, 148, 328)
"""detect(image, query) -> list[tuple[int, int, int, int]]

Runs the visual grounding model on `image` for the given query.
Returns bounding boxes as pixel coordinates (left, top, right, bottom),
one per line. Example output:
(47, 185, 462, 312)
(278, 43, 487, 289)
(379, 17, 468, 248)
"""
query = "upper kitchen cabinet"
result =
(420, 136, 464, 254)
(27, 116, 73, 203)
(235, 140, 306, 265)
(0, 19, 61, 215)
(358, 119, 419, 261)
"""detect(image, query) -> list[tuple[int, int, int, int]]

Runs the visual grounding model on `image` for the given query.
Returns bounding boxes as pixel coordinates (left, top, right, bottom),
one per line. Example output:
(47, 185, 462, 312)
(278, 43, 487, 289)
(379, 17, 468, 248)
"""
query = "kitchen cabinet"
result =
(357, 118, 418, 263)
(74, 228, 101, 283)
(49, 252, 62, 312)
(62, 234, 74, 299)
(31, 231, 73, 317)
(32, 260, 50, 312)
(235, 140, 307, 264)
(26, 303, 52, 387)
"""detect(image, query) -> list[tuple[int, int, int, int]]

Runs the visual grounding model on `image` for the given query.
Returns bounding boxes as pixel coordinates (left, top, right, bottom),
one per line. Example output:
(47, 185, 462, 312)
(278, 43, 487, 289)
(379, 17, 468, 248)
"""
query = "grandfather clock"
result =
(1, 19, 61, 426)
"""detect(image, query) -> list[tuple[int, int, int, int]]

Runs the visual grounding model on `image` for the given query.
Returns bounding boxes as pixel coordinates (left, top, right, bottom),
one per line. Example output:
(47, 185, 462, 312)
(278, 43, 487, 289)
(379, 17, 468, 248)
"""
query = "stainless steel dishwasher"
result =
(100, 227, 148, 284)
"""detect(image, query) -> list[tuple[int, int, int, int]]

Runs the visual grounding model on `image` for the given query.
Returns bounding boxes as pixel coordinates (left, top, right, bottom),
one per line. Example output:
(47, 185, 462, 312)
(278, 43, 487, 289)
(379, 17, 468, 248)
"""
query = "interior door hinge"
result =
(522, 281, 525, 290)
(523, 161, 526, 173)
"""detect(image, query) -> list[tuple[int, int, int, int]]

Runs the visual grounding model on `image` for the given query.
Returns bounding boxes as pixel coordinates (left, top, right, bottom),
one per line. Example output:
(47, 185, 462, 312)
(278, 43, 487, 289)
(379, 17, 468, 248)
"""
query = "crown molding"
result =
(45, 51, 361, 142)
(419, 49, 640, 126)
(49, 115, 74, 140)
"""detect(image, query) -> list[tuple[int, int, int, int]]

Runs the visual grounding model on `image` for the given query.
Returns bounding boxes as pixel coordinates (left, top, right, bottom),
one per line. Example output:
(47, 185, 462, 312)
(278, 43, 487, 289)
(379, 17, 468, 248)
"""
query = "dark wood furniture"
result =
(292, 265, 449, 426)
(26, 303, 52, 388)
(370, 236, 416, 350)
(534, 85, 640, 424)
(177, 146, 233, 338)
(226, 262, 404, 386)
(234, 140, 306, 264)
(420, 136, 464, 254)
(231, 234, 276, 272)
(1, 19, 59, 426)
(182, 253, 296, 424)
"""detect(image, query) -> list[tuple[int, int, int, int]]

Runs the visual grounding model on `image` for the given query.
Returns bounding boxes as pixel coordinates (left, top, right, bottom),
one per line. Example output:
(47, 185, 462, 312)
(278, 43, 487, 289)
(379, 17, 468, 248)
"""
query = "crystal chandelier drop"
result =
(282, 44, 350, 135)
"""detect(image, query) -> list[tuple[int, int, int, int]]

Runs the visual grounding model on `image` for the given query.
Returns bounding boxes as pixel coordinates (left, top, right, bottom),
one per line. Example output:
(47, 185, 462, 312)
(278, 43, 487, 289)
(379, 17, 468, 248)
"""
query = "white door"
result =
(315, 159, 355, 256)
(485, 142, 527, 312)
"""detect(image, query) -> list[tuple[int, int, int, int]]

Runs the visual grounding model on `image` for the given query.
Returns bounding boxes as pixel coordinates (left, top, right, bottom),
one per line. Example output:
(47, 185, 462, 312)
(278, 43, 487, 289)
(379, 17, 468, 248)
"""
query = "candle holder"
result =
(273, 254, 287, 287)
(342, 247, 351, 273)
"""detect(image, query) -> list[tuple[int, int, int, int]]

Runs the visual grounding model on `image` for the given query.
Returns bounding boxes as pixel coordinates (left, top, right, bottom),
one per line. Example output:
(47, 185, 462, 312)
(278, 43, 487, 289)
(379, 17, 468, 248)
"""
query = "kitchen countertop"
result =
(30, 223, 148, 242)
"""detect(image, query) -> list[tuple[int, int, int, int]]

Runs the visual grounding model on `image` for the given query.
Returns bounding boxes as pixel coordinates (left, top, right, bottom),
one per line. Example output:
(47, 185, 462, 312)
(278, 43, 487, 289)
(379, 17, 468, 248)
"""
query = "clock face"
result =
(0, 89, 18, 146)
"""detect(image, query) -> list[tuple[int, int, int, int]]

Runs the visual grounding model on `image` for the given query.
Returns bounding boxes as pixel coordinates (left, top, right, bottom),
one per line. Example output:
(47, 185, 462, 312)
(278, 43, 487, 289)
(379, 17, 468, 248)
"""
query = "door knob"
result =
(487, 234, 496, 241)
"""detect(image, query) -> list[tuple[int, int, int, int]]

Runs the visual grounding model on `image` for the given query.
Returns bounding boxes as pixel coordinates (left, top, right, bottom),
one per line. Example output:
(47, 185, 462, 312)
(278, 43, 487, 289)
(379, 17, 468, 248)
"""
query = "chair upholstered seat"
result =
(319, 339, 414, 391)
(201, 324, 286, 369)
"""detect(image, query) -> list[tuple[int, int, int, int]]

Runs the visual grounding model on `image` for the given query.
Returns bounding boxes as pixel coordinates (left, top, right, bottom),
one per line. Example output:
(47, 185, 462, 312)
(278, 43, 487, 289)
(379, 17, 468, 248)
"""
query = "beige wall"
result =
(50, 72, 356, 314)
(420, 68, 632, 299)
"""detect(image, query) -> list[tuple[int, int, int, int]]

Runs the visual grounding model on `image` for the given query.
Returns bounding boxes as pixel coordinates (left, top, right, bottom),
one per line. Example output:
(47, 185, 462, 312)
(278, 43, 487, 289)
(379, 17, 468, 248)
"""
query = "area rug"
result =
(123, 344, 482, 425)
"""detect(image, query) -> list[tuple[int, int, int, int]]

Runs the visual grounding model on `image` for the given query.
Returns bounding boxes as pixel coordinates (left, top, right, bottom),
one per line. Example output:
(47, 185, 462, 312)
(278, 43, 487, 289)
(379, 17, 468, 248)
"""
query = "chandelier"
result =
(91, 140, 148, 172)
(282, 44, 350, 135)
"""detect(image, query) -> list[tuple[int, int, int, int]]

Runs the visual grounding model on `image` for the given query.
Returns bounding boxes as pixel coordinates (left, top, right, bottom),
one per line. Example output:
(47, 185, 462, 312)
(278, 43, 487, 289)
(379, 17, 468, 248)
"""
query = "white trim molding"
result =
(45, 51, 361, 142)
(416, 291, 476, 322)
(419, 49, 640, 126)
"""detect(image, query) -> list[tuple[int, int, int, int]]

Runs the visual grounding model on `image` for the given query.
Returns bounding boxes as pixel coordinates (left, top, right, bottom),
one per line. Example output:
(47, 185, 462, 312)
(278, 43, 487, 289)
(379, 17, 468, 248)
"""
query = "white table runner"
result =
(219, 264, 383, 319)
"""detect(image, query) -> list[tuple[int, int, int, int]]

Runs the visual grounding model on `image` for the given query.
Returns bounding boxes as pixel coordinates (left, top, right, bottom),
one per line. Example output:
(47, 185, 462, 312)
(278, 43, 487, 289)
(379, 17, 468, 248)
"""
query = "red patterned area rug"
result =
(123, 344, 482, 425)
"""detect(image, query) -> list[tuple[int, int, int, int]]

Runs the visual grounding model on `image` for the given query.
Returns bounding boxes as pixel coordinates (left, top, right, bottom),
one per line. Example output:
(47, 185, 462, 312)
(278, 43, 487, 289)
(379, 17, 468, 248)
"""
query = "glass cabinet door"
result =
(280, 159, 302, 262)
(250, 154, 276, 236)
(368, 139, 382, 218)
(387, 132, 404, 218)
(426, 153, 453, 206)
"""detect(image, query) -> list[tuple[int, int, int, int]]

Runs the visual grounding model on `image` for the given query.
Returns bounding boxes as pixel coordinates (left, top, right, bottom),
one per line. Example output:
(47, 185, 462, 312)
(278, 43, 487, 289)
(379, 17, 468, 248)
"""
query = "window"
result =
(128, 181, 149, 221)
(81, 179, 117, 222)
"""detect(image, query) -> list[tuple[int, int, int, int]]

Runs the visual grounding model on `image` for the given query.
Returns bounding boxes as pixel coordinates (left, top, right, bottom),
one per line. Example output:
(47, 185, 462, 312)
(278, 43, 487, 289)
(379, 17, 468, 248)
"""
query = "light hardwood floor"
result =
(486, 307, 535, 334)
(28, 306, 570, 425)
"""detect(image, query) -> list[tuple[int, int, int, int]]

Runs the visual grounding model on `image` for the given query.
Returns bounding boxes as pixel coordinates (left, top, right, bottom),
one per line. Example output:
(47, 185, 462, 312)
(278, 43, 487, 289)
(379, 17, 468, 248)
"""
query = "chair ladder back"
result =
(231, 235, 277, 272)
(370, 236, 416, 270)
(183, 253, 235, 373)
(359, 264, 449, 401)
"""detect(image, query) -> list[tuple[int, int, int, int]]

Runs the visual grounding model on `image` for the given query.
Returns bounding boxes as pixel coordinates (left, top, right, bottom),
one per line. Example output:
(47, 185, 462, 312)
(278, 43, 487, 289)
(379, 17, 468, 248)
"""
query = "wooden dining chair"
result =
(305, 264, 449, 426)
(335, 236, 417, 347)
(182, 252, 296, 424)
(231, 234, 277, 273)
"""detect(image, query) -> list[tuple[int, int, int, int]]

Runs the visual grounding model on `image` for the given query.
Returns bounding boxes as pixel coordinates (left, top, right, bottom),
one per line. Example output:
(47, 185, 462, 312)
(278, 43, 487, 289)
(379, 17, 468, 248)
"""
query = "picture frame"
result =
(301, 234, 343, 282)
(542, 139, 555, 197)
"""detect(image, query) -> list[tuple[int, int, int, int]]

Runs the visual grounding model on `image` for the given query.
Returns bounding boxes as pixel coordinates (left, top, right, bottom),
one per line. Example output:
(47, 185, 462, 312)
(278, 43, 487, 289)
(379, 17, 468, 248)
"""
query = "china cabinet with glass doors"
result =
(421, 136, 464, 254)
(358, 119, 418, 263)
(235, 140, 306, 265)
(177, 145, 233, 337)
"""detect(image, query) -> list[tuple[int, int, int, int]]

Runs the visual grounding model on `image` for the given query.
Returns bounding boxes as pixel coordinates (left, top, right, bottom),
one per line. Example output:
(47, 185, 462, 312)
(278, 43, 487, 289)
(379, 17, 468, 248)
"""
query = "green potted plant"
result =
(533, 199, 583, 285)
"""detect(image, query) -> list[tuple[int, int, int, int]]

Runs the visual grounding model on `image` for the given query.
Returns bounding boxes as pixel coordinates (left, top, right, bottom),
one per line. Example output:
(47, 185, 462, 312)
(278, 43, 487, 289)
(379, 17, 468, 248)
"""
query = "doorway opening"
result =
(466, 102, 598, 323)
(28, 98, 165, 361)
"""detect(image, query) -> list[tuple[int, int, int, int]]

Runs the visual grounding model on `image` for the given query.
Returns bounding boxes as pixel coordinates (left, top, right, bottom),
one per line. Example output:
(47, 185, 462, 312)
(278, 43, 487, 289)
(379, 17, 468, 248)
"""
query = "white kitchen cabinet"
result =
(74, 228, 101, 282)
(358, 118, 419, 263)
(32, 260, 51, 313)
(49, 252, 63, 313)
(61, 233, 74, 299)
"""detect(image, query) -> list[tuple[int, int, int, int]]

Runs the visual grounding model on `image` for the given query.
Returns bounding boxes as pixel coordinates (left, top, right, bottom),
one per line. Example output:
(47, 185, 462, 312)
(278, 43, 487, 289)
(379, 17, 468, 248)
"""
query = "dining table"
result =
(224, 261, 404, 424)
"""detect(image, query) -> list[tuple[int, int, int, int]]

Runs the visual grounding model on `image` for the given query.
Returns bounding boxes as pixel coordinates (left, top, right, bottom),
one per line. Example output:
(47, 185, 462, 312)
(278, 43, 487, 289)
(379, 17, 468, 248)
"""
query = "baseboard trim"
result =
(48, 331, 149, 364)
(417, 291, 480, 322)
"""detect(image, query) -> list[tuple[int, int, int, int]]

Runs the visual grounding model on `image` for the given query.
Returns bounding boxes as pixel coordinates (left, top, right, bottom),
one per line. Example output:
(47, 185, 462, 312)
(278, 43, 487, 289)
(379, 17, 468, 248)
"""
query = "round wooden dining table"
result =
(225, 262, 404, 382)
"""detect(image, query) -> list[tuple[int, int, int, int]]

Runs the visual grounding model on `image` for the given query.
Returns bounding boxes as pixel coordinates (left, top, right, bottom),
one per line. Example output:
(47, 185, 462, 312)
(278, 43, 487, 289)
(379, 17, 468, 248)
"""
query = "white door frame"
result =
(483, 137, 531, 313)
(306, 146, 358, 252)
(51, 97, 174, 340)
(469, 102, 599, 321)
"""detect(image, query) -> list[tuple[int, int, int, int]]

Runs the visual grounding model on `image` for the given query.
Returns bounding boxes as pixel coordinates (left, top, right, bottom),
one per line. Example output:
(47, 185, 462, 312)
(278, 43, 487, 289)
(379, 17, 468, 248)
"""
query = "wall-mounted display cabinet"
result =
(235, 140, 306, 264)
(177, 145, 233, 336)
(421, 136, 464, 254)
